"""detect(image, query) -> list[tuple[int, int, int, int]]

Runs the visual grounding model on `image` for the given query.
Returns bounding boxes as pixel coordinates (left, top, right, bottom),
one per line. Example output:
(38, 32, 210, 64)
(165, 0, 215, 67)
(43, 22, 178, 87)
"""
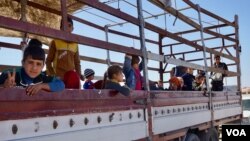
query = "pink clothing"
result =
(134, 68, 142, 90)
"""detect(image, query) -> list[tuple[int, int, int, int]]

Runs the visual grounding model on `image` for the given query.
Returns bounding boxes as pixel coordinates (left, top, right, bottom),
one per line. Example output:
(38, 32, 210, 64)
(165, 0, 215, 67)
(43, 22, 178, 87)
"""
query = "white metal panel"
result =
(152, 103, 211, 134)
(214, 106, 242, 120)
(153, 111, 211, 134)
(0, 109, 148, 141)
(11, 121, 147, 141)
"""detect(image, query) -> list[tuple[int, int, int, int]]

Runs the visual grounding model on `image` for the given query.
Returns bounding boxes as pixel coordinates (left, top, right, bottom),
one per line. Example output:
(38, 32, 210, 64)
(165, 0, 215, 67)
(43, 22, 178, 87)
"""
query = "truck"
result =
(0, 0, 242, 141)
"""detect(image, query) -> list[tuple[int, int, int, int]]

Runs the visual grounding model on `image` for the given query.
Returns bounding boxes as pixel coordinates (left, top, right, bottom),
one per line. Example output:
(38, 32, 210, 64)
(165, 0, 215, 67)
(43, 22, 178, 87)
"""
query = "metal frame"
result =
(0, 0, 242, 140)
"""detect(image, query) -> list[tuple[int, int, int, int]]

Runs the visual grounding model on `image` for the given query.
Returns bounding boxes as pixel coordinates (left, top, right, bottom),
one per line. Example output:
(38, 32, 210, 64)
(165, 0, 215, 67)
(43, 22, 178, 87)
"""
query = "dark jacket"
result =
(182, 73, 195, 91)
(174, 66, 186, 77)
(0, 68, 64, 92)
(105, 80, 130, 96)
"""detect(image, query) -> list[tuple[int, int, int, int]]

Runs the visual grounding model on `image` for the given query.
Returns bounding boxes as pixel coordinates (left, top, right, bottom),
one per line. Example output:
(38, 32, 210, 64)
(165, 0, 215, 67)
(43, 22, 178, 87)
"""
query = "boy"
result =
(0, 41, 65, 96)
(46, 17, 83, 89)
(211, 55, 228, 91)
(182, 67, 195, 91)
(83, 68, 95, 89)
(193, 75, 206, 91)
(123, 54, 143, 90)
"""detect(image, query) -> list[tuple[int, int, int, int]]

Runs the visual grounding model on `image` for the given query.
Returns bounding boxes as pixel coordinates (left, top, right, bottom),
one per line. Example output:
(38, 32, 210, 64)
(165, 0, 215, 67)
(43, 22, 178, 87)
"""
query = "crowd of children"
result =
(0, 17, 228, 96)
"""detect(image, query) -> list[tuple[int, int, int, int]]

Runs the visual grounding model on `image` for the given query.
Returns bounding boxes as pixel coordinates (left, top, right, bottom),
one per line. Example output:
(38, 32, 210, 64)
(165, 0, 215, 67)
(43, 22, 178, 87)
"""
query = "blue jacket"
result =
(0, 67, 65, 92)
(182, 73, 195, 91)
(123, 56, 143, 90)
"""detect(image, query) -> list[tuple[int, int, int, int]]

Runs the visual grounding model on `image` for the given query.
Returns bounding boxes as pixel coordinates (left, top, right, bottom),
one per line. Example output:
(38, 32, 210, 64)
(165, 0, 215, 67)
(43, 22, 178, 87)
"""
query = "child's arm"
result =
(26, 78, 64, 96)
(123, 55, 132, 75)
(106, 81, 130, 96)
(139, 58, 144, 71)
(0, 70, 16, 88)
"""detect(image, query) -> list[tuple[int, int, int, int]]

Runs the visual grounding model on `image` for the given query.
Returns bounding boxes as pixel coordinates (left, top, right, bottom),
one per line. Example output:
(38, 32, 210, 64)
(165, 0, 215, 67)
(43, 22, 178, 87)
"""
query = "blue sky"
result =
(0, 0, 249, 88)
(192, 0, 250, 87)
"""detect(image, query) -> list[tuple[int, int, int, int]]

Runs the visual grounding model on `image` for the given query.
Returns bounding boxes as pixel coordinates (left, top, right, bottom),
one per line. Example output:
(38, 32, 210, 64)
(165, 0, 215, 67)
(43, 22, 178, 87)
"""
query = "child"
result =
(193, 75, 206, 91)
(123, 54, 143, 90)
(169, 77, 182, 91)
(157, 80, 164, 90)
(182, 67, 195, 91)
(83, 68, 95, 89)
(211, 55, 228, 91)
(105, 65, 130, 96)
(46, 17, 83, 89)
(0, 40, 65, 96)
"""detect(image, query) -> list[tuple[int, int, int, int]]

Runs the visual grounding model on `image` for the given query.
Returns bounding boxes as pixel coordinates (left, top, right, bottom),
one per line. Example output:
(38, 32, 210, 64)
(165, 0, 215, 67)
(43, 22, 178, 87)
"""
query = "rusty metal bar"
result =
(0, 16, 143, 56)
(159, 35, 164, 82)
(137, 1, 152, 141)
(174, 23, 229, 35)
(234, 15, 241, 92)
(183, 0, 235, 27)
(0, 42, 159, 72)
(77, 0, 237, 62)
(13, 0, 158, 45)
(164, 44, 235, 56)
(0, 88, 147, 121)
(149, 0, 236, 42)
(163, 33, 235, 47)
(60, 0, 68, 31)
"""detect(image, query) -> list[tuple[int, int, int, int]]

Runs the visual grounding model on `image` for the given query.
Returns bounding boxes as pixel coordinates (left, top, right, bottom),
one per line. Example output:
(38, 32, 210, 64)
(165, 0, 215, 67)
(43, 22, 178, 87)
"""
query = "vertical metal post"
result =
(197, 4, 214, 126)
(20, 0, 28, 51)
(60, 0, 68, 31)
(137, 0, 150, 91)
(159, 35, 164, 81)
(137, 1, 152, 140)
(105, 25, 111, 66)
(234, 15, 241, 93)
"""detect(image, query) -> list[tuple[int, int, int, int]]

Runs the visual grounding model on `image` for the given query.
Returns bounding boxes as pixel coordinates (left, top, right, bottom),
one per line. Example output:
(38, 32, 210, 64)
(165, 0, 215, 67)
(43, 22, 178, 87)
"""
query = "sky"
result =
(0, 0, 249, 88)
(191, 0, 250, 87)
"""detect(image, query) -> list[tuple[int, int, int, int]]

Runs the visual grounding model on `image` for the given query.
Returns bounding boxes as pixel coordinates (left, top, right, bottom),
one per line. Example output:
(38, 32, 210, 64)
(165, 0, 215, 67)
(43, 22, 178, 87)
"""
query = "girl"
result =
(105, 65, 130, 96)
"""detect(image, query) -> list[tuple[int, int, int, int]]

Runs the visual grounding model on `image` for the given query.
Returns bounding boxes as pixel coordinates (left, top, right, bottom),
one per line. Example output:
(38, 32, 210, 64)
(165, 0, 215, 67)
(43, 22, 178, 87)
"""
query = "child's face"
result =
(215, 57, 220, 64)
(61, 21, 73, 33)
(23, 56, 44, 78)
(196, 77, 204, 83)
(67, 22, 73, 33)
(114, 72, 124, 82)
(87, 75, 94, 80)
(132, 63, 139, 69)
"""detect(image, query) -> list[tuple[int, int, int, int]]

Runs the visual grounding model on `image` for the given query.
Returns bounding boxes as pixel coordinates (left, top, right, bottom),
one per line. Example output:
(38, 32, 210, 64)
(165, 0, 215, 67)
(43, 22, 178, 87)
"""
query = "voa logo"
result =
(226, 129, 246, 136)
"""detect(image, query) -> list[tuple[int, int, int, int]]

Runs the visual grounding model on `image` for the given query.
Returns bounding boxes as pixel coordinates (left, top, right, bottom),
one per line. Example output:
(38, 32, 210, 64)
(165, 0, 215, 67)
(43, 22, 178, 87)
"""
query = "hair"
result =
(131, 55, 140, 65)
(101, 72, 108, 89)
(195, 74, 205, 80)
(214, 55, 220, 59)
(28, 39, 42, 48)
(107, 65, 123, 79)
(60, 17, 73, 29)
(22, 43, 45, 62)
